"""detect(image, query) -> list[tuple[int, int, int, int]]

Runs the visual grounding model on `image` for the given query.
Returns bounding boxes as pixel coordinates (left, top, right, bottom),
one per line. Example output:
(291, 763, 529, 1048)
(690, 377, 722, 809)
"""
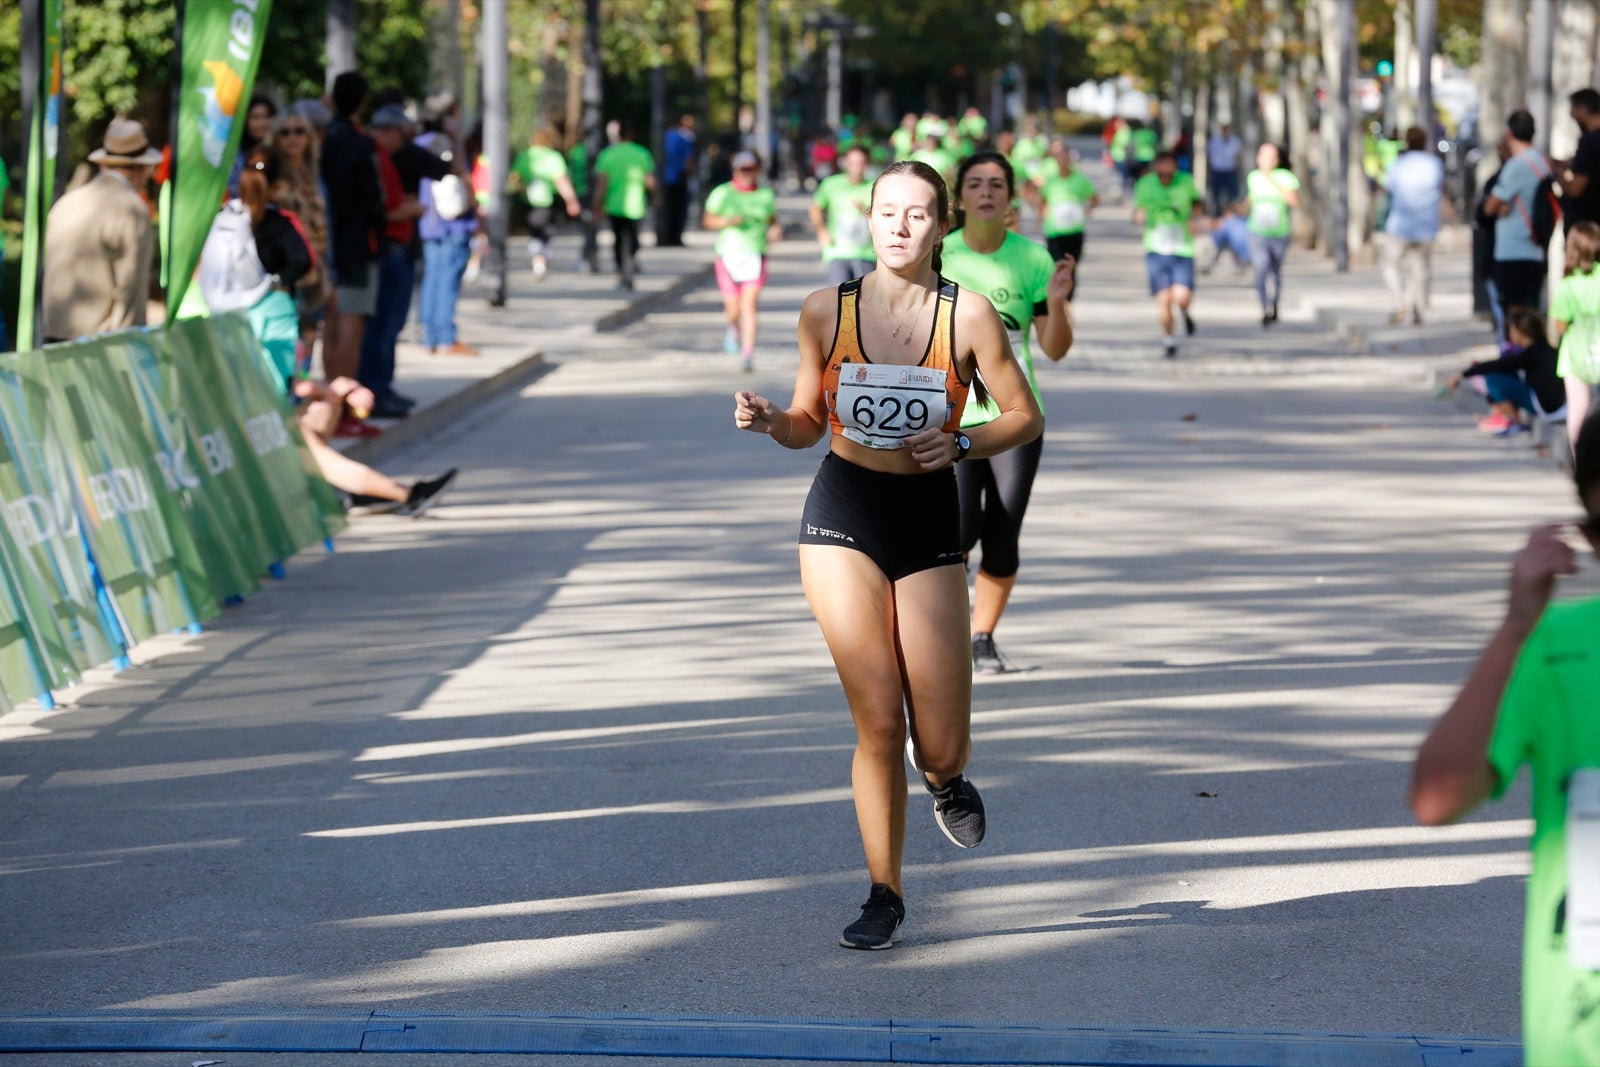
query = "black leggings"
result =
(609, 216, 640, 281)
(956, 434, 1044, 580)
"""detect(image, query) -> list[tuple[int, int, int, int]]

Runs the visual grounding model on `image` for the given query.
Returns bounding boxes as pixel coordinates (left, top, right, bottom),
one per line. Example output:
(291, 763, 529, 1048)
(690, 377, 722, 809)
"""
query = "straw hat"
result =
(88, 119, 163, 166)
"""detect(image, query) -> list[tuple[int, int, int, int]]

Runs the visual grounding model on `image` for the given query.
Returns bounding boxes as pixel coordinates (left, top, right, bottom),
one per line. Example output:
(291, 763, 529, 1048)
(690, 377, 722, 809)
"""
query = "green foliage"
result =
(63, 0, 176, 128)
(834, 0, 1010, 107)
(260, 0, 431, 104)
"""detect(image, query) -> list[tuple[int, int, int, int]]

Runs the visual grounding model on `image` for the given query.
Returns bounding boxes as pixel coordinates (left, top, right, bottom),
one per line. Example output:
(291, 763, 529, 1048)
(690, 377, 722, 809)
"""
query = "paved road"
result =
(0, 168, 1578, 1064)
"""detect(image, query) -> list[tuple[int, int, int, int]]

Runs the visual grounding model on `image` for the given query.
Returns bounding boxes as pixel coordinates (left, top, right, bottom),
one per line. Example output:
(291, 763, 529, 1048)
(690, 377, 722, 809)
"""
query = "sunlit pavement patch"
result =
(0, 1010, 1518, 1064)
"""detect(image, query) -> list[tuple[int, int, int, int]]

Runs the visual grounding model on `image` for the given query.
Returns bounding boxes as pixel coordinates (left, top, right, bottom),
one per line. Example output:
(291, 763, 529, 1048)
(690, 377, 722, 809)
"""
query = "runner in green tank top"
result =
(940, 151, 1074, 675)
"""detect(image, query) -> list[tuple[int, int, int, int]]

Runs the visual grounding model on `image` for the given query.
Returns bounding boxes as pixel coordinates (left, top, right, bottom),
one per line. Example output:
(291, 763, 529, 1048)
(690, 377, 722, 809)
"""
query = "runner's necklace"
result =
(870, 284, 929, 345)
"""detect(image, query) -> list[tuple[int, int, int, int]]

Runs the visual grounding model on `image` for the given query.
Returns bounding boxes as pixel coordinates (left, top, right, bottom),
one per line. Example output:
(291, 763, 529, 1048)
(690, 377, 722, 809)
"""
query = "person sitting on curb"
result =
(1410, 416, 1600, 1067)
(1449, 306, 1564, 439)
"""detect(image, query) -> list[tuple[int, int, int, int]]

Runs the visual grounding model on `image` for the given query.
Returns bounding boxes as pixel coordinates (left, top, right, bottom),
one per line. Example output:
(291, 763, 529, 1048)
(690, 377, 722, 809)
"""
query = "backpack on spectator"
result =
(430, 173, 473, 220)
(197, 201, 273, 312)
(1516, 154, 1562, 249)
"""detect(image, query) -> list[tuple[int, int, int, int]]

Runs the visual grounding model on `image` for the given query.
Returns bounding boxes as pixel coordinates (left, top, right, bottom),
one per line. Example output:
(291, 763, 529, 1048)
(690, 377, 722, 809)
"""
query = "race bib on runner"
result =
(1152, 222, 1187, 255)
(834, 210, 870, 249)
(1048, 200, 1085, 232)
(723, 249, 764, 283)
(1250, 201, 1284, 232)
(1569, 769, 1600, 969)
(833, 362, 951, 450)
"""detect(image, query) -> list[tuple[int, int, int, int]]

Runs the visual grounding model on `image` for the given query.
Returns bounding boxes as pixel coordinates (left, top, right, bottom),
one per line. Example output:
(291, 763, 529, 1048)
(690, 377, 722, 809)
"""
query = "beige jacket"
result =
(42, 170, 154, 341)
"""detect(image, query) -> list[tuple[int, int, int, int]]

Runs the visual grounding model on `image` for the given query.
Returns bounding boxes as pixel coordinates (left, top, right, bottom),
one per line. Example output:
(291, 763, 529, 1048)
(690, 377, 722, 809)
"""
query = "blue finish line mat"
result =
(0, 1010, 1520, 1065)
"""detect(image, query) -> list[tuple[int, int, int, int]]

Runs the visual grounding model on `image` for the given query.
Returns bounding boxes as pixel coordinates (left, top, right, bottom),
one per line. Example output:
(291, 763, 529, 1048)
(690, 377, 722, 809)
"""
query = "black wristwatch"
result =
(952, 433, 972, 462)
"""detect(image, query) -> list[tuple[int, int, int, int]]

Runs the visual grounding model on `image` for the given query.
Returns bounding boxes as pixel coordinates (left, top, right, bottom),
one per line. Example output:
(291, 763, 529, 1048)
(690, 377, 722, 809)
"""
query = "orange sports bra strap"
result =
(833, 278, 863, 361)
(933, 277, 958, 376)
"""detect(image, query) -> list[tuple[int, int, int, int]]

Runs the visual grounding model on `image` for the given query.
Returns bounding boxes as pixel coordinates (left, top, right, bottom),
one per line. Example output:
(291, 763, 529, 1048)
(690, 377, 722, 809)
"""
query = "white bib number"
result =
(833, 363, 950, 450)
(1152, 222, 1187, 255)
(1569, 769, 1600, 969)
(1048, 199, 1085, 232)
(1250, 200, 1285, 232)
(723, 249, 764, 283)
(834, 211, 870, 249)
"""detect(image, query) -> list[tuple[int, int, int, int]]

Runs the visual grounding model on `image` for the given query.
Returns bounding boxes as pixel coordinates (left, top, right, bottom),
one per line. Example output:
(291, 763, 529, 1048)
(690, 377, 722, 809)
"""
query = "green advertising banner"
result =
(16, 0, 64, 352)
(206, 313, 346, 548)
(104, 330, 267, 603)
(166, 0, 274, 316)
(0, 359, 122, 684)
(33, 339, 218, 643)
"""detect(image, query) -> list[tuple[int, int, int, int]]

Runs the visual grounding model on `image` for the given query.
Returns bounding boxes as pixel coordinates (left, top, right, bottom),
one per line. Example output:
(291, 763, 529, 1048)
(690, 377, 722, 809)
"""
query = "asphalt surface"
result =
(0, 161, 1575, 1064)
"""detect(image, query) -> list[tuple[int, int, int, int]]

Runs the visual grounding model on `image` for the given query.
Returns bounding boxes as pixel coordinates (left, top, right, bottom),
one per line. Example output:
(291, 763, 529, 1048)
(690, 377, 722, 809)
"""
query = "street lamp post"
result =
(482, 0, 509, 307)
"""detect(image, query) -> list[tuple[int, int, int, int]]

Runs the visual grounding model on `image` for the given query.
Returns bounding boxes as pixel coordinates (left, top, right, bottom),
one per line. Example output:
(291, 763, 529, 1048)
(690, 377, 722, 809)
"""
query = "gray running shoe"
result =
(972, 632, 1005, 675)
(927, 773, 986, 848)
(840, 884, 904, 949)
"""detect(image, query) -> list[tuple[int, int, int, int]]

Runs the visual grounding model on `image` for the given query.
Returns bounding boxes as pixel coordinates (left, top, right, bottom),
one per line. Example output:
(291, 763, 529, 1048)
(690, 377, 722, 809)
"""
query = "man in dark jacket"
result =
(320, 71, 385, 400)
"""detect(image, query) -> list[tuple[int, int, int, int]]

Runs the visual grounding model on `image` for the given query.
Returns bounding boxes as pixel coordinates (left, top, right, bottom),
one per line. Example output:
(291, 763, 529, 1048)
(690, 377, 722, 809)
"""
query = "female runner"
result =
(733, 162, 1043, 949)
(941, 151, 1075, 674)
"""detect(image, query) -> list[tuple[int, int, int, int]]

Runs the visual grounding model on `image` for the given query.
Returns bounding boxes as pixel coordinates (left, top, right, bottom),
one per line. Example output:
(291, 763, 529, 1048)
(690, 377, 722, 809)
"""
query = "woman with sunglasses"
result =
(941, 151, 1074, 675)
(733, 161, 1042, 949)
(268, 114, 332, 371)
(703, 150, 782, 372)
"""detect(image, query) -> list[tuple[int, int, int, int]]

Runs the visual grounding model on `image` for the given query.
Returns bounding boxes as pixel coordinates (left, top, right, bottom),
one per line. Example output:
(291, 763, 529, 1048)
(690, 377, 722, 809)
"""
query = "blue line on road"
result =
(0, 1010, 1520, 1065)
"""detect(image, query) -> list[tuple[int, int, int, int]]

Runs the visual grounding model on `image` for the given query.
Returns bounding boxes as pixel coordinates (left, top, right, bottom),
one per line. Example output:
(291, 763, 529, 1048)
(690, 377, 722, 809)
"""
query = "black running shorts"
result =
(798, 452, 963, 581)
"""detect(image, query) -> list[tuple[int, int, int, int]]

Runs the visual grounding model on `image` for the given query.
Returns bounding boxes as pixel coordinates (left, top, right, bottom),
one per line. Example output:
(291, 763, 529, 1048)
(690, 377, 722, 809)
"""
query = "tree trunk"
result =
(483, 0, 510, 307)
(326, 0, 357, 91)
(1477, 0, 1529, 189)
(1286, 0, 1321, 246)
(1194, 77, 1212, 195)
(1394, 0, 1414, 130)
(1262, 0, 1288, 145)
(755, 0, 771, 170)
(1416, 0, 1437, 134)
(1529, 0, 1556, 154)
(1553, 0, 1599, 161)
(566, 17, 584, 148)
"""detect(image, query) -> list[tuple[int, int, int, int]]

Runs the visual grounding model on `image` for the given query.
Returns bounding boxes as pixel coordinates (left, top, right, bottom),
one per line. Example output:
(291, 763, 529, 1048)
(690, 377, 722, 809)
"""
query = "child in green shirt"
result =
(1552, 221, 1600, 452)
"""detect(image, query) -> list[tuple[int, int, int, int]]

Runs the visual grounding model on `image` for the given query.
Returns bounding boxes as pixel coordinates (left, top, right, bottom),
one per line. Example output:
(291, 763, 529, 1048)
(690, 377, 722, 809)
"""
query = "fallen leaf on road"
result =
(1194, 791, 1219, 798)
(1176, 436, 1195, 445)
(1181, 412, 1198, 422)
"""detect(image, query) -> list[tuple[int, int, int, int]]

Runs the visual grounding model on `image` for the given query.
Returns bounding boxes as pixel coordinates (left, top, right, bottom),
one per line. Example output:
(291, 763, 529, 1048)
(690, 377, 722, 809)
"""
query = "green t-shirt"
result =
(1553, 268, 1600, 382)
(512, 145, 569, 209)
(1131, 127, 1159, 163)
(594, 141, 654, 220)
(812, 173, 874, 262)
(705, 182, 776, 259)
(890, 128, 915, 160)
(1040, 172, 1097, 236)
(940, 228, 1056, 427)
(567, 144, 589, 198)
(1133, 171, 1202, 257)
(910, 147, 956, 182)
(1488, 595, 1600, 1067)
(1109, 126, 1131, 163)
(1245, 168, 1299, 238)
(959, 114, 988, 142)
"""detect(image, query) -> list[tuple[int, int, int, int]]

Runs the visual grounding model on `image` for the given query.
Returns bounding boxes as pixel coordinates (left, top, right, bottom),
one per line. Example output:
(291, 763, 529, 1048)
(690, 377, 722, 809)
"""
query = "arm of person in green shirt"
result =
(591, 171, 609, 218)
(1033, 259, 1076, 362)
(1188, 194, 1206, 235)
(1411, 523, 1583, 825)
(556, 172, 581, 217)
(807, 197, 832, 251)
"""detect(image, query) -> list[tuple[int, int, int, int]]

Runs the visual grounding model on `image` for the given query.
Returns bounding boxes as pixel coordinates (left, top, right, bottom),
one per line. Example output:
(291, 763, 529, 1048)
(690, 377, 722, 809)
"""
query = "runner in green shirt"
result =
(1130, 122, 1159, 177)
(909, 134, 956, 187)
(510, 127, 581, 280)
(890, 113, 918, 160)
(1132, 150, 1204, 358)
(957, 107, 989, 146)
(591, 125, 655, 290)
(703, 149, 781, 371)
(940, 150, 1075, 676)
(1034, 141, 1098, 298)
(1412, 421, 1600, 1067)
(1552, 228, 1600, 450)
(1110, 121, 1133, 196)
(809, 144, 875, 285)
(1241, 143, 1300, 326)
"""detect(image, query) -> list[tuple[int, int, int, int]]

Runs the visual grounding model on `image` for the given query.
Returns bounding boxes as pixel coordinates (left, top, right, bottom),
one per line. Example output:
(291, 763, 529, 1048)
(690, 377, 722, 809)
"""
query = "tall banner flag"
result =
(16, 0, 64, 352)
(166, 0, 273, 317)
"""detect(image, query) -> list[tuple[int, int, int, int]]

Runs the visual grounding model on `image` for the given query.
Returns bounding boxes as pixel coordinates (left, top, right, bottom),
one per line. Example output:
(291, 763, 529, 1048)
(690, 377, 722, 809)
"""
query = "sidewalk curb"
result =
(340, 350, 550, 467)
(594, 263, 715, 333)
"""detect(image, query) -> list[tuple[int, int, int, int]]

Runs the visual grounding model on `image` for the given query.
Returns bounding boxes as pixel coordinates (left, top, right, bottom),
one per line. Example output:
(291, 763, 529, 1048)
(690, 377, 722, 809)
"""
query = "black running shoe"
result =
(398, 468, 459, 517)
(840, 884, 904, 950)
(972, 632, 1005, 675)
(1162, 339, 1178, 359)
(927, 773, 986, 848)
(1183, 309, 1196, 335)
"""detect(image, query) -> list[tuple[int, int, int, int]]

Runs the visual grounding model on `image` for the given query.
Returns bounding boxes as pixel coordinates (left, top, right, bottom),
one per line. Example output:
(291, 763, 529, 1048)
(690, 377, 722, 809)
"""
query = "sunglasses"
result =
(278, 128, 310, 137)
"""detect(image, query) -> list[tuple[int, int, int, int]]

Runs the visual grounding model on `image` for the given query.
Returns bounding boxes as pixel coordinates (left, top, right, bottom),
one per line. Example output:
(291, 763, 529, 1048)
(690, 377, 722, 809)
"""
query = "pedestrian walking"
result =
(732, 160, 1043, 950)
(809, 143, 875, 286)
(941, 150, 1074, 675)
(511, 126, 581, 281)
(660, 114, 698, 247)
(1410, 416, 1600, 1067)
(42, 118, 161, 342)
(1382, 126, 1445, 327)
(1560, 89, 1600, 233)
(703, 150, 781, 372)
(1206, 122, 1242, 215)
(592, 123, 655, 291)
(1242, 143, 1299, 327)
(1552, 221, 1600, 450)
(1035, 140, 1097, 297)
(1484, 110, 1554, 332)
(1131, 149, 1204, 358)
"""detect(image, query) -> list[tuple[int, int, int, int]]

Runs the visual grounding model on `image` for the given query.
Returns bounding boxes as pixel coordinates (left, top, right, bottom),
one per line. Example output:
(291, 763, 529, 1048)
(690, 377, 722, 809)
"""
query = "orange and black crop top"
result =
(823, 277, 969, 451)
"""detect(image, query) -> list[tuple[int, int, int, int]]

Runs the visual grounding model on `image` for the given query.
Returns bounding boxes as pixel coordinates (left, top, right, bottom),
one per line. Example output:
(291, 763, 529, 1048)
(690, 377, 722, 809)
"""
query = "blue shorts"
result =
(1146, 253, 1196, 295)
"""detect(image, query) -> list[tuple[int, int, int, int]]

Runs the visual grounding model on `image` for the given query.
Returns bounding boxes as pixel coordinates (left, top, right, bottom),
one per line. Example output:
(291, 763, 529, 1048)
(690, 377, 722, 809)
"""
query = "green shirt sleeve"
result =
(1488, 620, 1545, 798)
(705, 182, 730, 217)
(812, 176, 831, 207)
(1552, 277, 1577, 325)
